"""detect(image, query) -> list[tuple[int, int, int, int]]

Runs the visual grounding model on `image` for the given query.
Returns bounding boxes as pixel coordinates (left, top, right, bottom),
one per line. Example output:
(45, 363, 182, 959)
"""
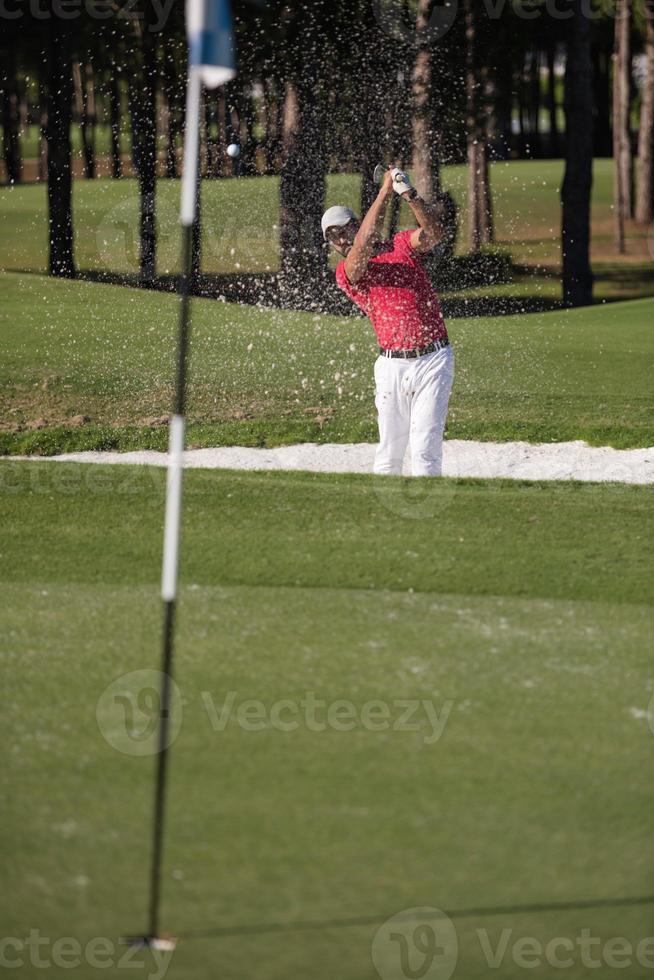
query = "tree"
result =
(108, 64, 123, 180)
(73, 61, 96, 179)
(545, 38, 559, 156)
(613, 0, 633, 252)
(636, 0, 654, 223)
(137, 2, 158, 284)
(357, 10, 386, 215)
(561, 0, 594, 308)
(162, 38, 182, 179)
(465, 0, 493, 251)
(46, 17, 75, 278)
(1, 47, 22, 184)
(411, 0, 440, 202)
(278, 2, 328, 305)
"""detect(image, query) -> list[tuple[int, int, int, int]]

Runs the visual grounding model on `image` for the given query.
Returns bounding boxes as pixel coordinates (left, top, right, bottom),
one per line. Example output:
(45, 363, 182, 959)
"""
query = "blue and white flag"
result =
(186, 0, 236, 89)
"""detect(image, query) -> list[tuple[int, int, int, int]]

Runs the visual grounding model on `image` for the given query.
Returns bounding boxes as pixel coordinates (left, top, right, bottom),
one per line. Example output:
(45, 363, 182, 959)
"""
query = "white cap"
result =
(321, 206, 357, 241)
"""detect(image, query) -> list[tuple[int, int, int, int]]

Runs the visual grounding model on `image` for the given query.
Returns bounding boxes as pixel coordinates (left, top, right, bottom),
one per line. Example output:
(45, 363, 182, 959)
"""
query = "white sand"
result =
(12, 440, 654, 484)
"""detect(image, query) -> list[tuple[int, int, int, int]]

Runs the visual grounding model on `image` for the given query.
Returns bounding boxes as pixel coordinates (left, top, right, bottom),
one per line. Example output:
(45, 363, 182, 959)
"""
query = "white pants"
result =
(373, 346, 455, 477)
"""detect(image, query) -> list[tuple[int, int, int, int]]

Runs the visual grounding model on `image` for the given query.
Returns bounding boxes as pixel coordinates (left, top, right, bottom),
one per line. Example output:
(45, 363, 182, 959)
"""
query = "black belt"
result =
(379, 338, 449, 359)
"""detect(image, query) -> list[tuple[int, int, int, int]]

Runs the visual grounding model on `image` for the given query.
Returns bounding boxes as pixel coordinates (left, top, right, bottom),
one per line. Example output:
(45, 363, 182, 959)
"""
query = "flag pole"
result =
(147, 60, 203, 947)
(122, 0, 235, 949)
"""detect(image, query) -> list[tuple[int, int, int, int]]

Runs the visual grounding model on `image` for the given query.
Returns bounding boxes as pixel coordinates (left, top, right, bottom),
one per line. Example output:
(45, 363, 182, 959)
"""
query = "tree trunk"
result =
(279, 76, 327, 305)
(636, 1, 654, 224)
(517, 69, 527, 157)
(466, 0, 493, 250)
(46, 19, 75, 278)
(38, 74, 48, 182)
(2, 51, 22, 184)
(528, 50, 541, 139)
(109, 67, 122, 179)
(546, 41, 558, 154)
(561, 0, 594, 308)
(359, 18, 386, 215)
(235, 80, 256, 176)
(480, 137, 494, 242)
(411, 0, 440, 203)
(162, 47, 178, 179)
(139, 7, 157, 284)
(263, 77, 280, 174)
(593, 43, 612, 157)
(613, 0, 632, 252)
(495, 50, 513, 159)
(204, 93, 220, 178)
(74, 62, 96, 179)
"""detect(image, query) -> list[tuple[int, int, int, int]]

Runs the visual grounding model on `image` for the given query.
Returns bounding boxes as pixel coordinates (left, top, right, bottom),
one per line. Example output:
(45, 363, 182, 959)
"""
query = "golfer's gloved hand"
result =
(391, 168, 414, 197)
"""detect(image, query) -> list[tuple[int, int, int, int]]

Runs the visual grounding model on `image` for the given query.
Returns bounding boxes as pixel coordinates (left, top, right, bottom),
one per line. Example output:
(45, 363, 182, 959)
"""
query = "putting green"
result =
(1, 463, 653, 978)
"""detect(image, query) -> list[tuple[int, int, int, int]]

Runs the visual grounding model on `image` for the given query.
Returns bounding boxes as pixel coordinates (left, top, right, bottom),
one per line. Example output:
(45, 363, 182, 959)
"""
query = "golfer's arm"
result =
(406, 196, 444, 252)
(344, 191, 390, 283)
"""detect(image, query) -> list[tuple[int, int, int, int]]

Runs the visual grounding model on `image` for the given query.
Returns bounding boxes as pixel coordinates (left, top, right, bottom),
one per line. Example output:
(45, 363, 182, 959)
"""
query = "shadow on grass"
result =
(593, 263, 654, 287)
(74, 267, 563, 319)
(179, 894, 654, 940)
(13, 263, 653, 318)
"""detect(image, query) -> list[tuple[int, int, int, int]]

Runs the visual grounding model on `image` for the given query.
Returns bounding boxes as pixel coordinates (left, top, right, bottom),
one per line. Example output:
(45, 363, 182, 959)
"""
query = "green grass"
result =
(15, 123, 133, 161)
(1, 272, 653, 453)
(1, 463, 653, 979)
(1, 161, 652, 304)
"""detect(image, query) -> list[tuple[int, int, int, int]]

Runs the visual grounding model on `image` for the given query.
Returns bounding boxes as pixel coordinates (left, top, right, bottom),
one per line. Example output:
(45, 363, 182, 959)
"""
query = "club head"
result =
(373, 164, 386, 185)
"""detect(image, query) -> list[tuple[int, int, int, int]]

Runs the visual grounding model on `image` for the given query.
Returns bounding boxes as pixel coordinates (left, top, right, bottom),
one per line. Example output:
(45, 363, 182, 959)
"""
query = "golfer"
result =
(322, 167, 454, 477)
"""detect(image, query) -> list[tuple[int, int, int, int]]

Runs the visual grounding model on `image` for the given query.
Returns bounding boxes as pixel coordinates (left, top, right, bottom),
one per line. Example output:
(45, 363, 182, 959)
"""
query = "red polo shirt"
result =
(335, 230, 448, 351)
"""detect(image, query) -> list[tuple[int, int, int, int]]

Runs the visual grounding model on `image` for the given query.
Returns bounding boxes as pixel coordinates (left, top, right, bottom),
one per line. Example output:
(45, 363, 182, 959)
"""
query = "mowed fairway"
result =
(1, 161, 652, 291)
(1, 462, 653, 979)
(1, 272, 653, 453)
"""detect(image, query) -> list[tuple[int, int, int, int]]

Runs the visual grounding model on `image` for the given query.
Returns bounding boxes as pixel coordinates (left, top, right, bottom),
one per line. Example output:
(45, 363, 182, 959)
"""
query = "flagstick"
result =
(122, 0, 235, 945)
(145, 64, 203, 948)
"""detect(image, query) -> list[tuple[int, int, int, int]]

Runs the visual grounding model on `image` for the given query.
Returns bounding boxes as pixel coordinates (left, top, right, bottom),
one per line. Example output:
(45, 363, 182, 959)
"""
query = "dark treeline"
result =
(0, 0, 653, 309)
